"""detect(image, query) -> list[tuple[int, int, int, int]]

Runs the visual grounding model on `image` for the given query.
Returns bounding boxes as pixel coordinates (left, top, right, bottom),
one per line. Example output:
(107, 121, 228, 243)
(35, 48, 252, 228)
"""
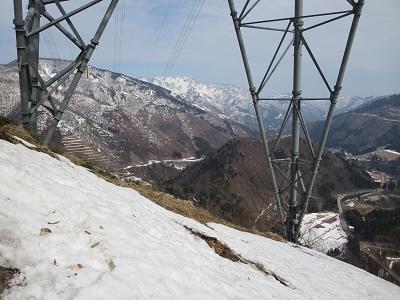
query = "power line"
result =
(162, 0, 206, 79)
(162, 0, 199, 78)
(165, 0, 205, 78)
(164, 0, 206, 78)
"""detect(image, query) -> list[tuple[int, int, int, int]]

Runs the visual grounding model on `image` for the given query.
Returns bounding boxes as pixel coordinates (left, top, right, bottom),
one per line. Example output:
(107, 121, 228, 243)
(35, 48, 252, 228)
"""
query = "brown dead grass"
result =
(184, 226, 243, 262)
(95, 172, 282, 242)
(0, 121, 58, 159)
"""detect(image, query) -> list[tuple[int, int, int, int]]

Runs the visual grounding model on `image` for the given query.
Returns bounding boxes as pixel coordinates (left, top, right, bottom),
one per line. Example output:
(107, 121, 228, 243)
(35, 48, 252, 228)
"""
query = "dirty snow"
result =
(0, 140, 399, 299)
(12, 136, 37, 148)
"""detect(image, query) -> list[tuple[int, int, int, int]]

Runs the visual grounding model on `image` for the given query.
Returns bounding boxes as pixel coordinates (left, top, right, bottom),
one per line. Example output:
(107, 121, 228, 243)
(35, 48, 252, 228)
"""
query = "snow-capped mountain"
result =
(145, 76, 373, 130)
(0, 138, 399, 299)
(145, 76, 254, 123)
(0, 60, 253, 169)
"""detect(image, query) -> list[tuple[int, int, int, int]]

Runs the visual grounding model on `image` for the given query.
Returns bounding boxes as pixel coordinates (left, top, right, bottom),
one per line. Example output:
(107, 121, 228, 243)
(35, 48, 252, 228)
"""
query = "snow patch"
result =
(12, 136, 37, 149)
(384, 149, 400, 155)
(299, 212, 348, 254)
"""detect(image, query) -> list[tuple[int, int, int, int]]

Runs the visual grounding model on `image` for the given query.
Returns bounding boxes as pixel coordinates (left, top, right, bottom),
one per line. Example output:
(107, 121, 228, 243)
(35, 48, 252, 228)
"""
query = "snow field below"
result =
(299, 212, 348, 253)
(0, 139, 399, 299)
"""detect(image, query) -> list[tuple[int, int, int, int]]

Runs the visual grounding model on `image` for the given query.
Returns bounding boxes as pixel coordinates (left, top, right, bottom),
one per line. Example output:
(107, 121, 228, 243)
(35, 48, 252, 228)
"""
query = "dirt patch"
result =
(184, 226, 291, 287)
(323, 217, 337, 224)
(0, 118, 59, 159)
(313, 224, 325, 229)
(0, 266, 19, 296)
(184, 225, 242, 262)
(94, 173, 283, 242)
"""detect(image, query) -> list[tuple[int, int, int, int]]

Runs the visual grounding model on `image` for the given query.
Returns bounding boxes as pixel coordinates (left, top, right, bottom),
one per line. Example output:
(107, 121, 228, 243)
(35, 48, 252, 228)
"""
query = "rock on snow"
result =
(0, 139, 399, 299)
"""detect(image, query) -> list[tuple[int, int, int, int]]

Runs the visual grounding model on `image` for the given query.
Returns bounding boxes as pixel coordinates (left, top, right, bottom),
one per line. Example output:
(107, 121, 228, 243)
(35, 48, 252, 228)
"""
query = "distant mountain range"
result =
(145, 76, 375, 131)
(0, 59, 382, 170)
(311, 94, 400, 154)
(0, 60, 255, 168)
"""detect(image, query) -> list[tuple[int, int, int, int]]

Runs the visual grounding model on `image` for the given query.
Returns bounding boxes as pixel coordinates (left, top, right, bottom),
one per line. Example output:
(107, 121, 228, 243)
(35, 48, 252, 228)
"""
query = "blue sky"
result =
(0, 0, 399, 97)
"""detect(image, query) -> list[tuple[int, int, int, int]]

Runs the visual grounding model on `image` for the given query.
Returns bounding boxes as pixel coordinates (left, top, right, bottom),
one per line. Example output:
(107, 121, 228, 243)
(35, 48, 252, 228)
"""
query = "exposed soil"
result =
(0, 266, 19, 296)
(184, 226, 291, 287)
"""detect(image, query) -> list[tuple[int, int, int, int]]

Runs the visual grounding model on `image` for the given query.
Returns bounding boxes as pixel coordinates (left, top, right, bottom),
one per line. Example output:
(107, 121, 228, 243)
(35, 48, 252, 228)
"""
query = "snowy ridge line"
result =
(0, 139, 399, 299)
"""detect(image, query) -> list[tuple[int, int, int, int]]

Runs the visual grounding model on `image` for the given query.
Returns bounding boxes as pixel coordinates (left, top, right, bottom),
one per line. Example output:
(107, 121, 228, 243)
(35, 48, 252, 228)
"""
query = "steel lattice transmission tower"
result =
(228, 0, 364, 242)
(13, 0, 119, 144)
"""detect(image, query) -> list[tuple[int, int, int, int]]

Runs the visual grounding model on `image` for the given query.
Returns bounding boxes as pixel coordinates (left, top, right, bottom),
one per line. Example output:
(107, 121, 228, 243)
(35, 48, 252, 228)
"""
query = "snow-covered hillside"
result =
(145, 76, 254, 122)
(0, 60, 252, 169)
(0, 139, 399, 299)
(0, 60, 375, 170)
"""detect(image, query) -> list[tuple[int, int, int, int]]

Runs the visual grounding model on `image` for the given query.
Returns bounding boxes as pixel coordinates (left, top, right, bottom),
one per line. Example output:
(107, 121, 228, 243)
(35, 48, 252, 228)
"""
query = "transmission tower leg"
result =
(43, 0, 119, 145)
(294, 0, 365, 241)
(13, 0, 30, 127)
(227, 0, 364, 243)
(287, 0, 304, 242)
(27, 0, 42, 131)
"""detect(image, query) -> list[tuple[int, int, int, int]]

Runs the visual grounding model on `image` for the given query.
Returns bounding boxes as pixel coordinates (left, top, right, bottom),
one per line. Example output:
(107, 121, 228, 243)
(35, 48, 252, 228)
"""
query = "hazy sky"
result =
(0, 0, 399, 97)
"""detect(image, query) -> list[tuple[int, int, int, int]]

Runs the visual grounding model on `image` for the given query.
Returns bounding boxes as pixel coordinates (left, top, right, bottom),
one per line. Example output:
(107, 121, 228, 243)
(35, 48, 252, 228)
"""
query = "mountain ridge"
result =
(311, 94, 400, 155)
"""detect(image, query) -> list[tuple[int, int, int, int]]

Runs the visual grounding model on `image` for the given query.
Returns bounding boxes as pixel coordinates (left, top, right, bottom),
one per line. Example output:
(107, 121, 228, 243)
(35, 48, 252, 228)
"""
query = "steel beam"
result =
(286, 0, 303, 242)
(25, 0, 42, 131)
(26, 0, 103, 38)
(13, 0, 30, 127)
(53, 0, 85, 47)
(41, 11, 84, 49)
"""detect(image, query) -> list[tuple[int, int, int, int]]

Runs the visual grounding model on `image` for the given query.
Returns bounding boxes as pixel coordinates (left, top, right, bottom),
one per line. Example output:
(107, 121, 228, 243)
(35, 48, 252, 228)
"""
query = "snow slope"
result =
(0, 139, 399, 299)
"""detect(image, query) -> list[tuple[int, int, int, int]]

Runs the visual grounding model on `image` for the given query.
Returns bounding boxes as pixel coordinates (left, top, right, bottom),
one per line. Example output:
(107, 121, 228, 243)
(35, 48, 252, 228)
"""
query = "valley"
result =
(1, 59, 399, 288)
(1, 0, 399, 297)
(339, 190, 400, 285)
